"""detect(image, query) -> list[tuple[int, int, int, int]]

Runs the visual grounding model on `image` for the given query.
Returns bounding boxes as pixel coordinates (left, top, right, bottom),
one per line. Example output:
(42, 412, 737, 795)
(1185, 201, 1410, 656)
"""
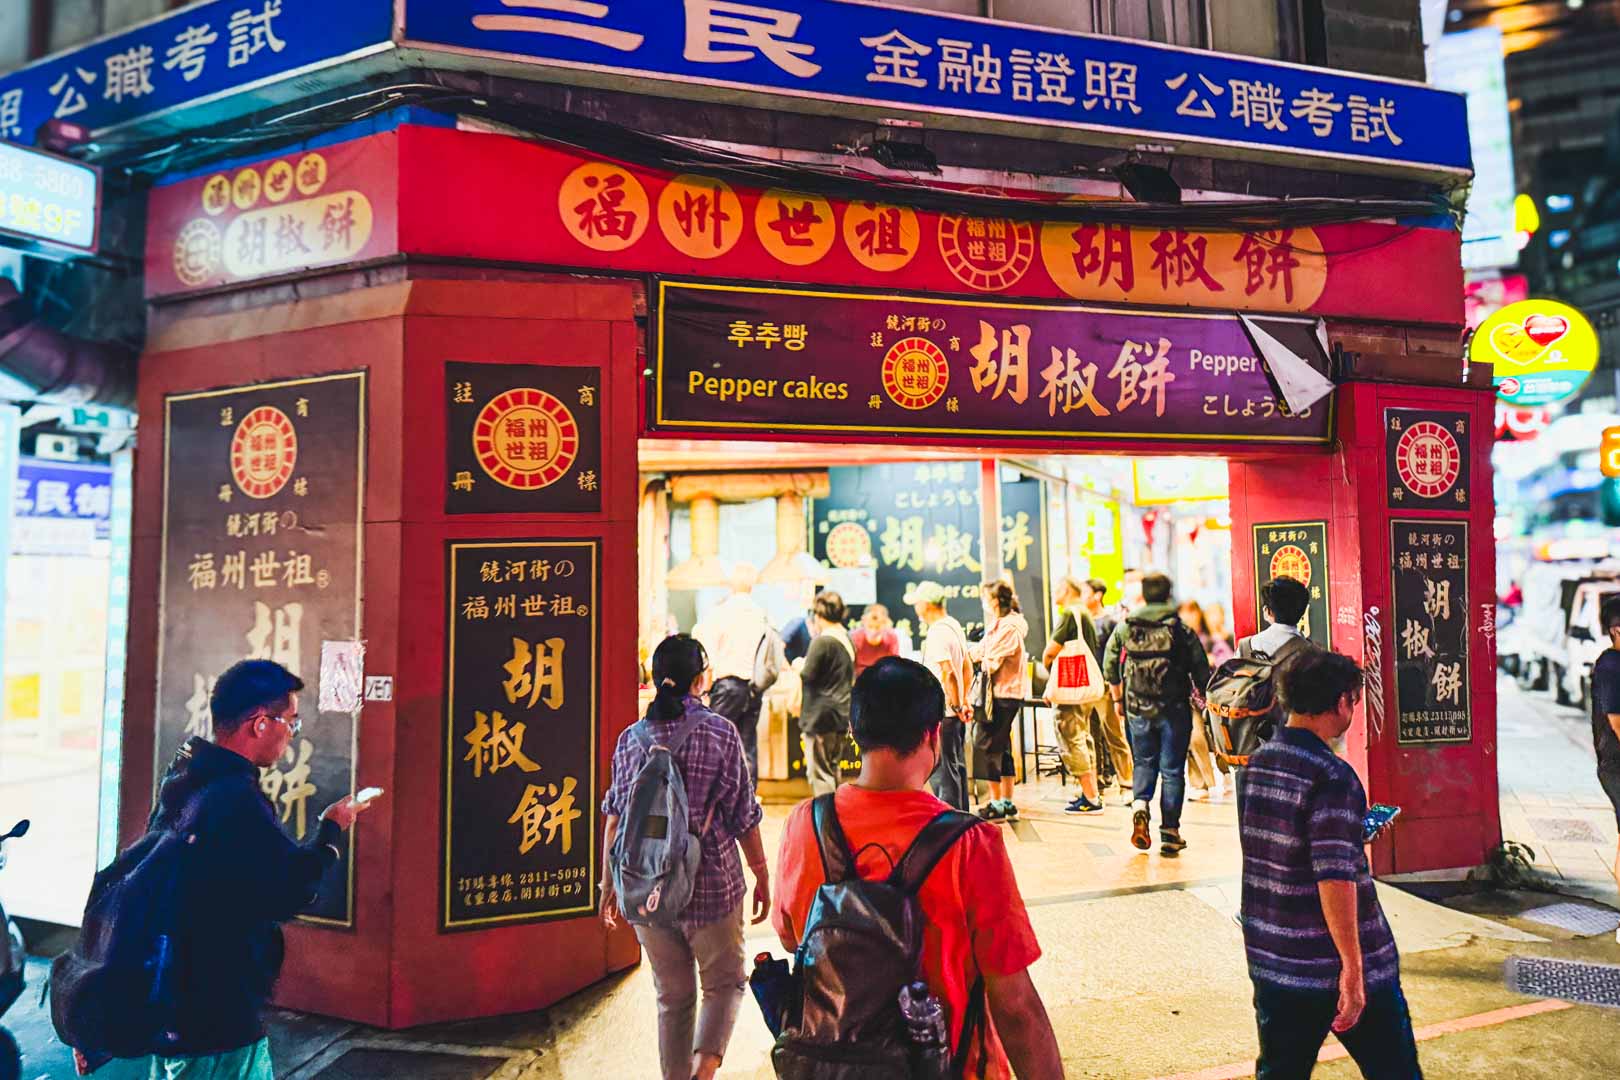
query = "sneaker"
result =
(1001, 801, 1020, 821)
(1130, 808, 1152, 850)
(978, 802, 1006, 822)
(1064, 795, 1105, 815)
(1161, 830, 1188, 857)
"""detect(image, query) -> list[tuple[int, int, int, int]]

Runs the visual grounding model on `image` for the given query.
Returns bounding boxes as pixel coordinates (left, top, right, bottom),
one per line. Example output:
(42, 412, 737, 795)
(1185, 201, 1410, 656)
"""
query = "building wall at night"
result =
(0, 0, 1487, 1030)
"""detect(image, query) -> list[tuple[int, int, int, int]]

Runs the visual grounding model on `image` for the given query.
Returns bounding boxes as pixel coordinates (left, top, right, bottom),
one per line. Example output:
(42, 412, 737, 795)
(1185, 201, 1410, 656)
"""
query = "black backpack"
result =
(1204, 635, 1313, 767)
(49, 788, 210, 1060)
(1121, 614, 1193, 718)
(772, 795, 987, 1079)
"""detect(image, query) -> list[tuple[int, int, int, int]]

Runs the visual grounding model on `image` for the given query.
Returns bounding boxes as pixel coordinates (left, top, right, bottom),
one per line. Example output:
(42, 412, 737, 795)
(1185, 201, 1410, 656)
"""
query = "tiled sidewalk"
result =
(1495, 675, 1620, 903)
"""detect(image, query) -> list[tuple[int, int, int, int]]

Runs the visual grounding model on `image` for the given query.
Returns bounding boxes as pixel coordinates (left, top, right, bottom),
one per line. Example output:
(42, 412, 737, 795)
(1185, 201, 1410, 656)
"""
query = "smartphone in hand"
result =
(1363, 803, 1400, 843)
(355, 786, 385, 806)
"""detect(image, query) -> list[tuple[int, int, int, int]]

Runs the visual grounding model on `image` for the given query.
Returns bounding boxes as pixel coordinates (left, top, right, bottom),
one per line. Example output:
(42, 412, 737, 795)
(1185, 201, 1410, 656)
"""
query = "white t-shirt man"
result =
(923, 614, 972, 718)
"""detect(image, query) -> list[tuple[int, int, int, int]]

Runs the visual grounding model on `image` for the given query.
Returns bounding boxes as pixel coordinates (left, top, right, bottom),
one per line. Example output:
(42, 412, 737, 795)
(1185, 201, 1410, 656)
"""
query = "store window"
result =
(0, 447, 121, 925)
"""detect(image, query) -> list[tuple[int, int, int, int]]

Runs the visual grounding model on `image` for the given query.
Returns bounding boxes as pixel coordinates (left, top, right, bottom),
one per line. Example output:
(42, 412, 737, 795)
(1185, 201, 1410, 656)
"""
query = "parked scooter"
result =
(0, 819, 30, 1080)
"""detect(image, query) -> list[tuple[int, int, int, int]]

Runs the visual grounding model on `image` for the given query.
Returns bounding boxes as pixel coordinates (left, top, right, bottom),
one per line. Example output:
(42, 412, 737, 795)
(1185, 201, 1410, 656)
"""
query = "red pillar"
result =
(124, 277, 645, 1028)
(1229, 381, 1499, 875)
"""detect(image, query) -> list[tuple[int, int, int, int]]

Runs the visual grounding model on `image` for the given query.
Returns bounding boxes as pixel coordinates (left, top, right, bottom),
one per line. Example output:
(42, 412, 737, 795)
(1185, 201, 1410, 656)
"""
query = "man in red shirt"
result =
(772, 657, 1064, 1079)
(854, 602, 903, 677)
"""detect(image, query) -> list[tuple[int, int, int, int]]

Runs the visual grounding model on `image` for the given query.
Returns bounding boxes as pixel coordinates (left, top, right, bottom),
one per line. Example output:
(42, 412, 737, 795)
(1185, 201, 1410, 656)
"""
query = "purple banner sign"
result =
(651, 282, 1332, 444)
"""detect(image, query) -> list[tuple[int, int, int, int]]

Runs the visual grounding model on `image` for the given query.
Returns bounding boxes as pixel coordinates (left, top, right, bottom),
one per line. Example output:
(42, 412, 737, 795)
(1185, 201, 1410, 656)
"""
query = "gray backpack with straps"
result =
(609, 716, 709, 927)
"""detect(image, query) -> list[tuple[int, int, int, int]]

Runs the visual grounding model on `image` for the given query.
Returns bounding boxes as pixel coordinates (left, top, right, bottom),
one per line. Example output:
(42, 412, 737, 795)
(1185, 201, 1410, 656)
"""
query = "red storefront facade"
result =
(123, 117, 1492, 1028)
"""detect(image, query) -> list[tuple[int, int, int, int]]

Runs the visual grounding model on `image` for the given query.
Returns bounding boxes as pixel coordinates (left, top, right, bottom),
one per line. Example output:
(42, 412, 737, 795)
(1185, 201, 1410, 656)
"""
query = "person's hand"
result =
(750, 869, 771, 925)
(961, 705, 974, 724)
(1332, 968, 1366, 1033)
(600, 884, 621, 930)
(73, 1049, 93, 1076)
(320, 795, 372, 831)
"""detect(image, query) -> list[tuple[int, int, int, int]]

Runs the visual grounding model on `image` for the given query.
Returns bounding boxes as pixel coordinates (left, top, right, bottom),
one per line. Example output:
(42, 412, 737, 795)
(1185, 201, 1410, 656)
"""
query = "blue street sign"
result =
(403, 0, 1471, 176)
(14, 457, 113, 539)
(0, 0, 395, 139)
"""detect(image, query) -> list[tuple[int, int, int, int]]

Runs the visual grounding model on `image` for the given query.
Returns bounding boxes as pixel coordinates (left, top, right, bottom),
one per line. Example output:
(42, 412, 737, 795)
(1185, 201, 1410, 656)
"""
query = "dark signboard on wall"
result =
(654, 281, 1332, 445)
(158, 373, 365, 925)
(1386, 409, 1470, 510)
(1391, 521, 1470, 744)
(446, 362, 603, 515)
(812, 464, 1048, 658)
(443, 539, 599, 930)
(1252, 521, 1331, 647)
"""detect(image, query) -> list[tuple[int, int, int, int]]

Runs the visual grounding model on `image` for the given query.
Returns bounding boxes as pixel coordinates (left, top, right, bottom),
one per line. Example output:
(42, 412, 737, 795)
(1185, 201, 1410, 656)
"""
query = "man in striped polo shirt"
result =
(1238, 649, 1422, 1079)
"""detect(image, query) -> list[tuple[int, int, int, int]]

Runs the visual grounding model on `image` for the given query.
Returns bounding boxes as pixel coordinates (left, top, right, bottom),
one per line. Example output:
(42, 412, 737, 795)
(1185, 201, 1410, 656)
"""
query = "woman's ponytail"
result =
(646, 633, 708, 723)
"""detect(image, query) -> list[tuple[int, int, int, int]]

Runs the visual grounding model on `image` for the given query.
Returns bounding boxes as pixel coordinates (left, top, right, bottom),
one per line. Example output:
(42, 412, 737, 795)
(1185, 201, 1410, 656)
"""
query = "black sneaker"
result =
(1001, 801, 1019, 821)
(1064, 795, 1105, 815)
(1130, 808, 1152, 850)
(978, 802, 1006, 822)
(1161, 830, 1188, 857)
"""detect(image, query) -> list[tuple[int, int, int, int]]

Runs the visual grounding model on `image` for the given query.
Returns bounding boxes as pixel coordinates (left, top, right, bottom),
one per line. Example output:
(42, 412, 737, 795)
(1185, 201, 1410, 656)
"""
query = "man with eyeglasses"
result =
(119, 659, 370, 1079)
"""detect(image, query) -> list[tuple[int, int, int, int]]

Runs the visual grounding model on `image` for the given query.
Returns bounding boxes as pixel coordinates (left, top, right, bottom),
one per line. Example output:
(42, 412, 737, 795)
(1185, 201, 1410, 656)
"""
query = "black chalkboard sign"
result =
(1391, 520, 1469, 744)
(442, 539, 599, 930)
(158, 372, 365, 925)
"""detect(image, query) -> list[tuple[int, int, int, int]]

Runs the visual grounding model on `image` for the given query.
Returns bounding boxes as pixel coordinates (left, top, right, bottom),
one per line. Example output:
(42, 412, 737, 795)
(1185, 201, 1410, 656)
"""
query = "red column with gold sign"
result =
(124, 277, 642, 1028)
(1229, 380, 1500, 876)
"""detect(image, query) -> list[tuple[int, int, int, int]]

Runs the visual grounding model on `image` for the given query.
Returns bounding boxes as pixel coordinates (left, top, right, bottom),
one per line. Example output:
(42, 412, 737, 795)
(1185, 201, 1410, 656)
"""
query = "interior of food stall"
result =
(638, 440, 1242, 794)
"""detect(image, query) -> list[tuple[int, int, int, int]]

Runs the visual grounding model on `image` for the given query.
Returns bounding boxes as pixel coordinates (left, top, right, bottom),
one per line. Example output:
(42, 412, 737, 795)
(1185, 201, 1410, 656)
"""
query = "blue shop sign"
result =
(0, 0, 395, 139)
(14, 458, 113, 539)
(0, 140, 99, 252)
(403, 0, 1471, 176)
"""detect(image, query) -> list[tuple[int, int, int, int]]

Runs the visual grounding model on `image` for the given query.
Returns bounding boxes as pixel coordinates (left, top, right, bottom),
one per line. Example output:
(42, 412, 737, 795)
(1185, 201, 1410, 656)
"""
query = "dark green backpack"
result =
(1121, 615, 1193, 718)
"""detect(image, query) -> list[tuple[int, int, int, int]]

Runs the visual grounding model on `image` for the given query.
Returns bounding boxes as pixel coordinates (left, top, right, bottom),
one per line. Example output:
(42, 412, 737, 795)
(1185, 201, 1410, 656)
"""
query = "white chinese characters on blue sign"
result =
(0, 0, 393, 139)
(407, 0, 1467, 172)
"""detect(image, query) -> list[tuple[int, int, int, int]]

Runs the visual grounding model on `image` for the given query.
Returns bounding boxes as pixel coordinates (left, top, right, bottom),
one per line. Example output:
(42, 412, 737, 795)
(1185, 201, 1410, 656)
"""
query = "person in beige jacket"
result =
(969, 579, 1029, 822)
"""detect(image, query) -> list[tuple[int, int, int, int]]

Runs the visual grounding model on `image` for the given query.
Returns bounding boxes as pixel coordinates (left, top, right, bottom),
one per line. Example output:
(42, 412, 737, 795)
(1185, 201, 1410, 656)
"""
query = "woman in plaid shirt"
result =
(600, 635, 770, 1080)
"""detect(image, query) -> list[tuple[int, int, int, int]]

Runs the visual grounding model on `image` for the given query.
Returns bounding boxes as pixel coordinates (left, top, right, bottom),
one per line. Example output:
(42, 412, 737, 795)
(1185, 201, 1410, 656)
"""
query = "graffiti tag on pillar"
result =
(1363, 606, 1386, 739)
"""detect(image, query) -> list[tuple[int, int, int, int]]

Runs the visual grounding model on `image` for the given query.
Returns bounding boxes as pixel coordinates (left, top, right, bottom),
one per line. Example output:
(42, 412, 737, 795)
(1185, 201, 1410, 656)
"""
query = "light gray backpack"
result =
(609, 717, 711, 927)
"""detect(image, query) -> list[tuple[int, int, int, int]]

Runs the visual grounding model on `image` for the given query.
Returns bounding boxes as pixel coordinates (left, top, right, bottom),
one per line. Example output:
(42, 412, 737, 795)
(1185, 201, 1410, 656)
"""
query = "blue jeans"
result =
(1254, 980, 1422, 1079)
(1128, 711, 1192, 832)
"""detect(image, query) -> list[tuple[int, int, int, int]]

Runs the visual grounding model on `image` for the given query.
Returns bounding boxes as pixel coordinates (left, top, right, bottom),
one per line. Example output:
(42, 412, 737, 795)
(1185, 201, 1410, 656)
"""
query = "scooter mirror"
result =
(1, 820, 28, 841)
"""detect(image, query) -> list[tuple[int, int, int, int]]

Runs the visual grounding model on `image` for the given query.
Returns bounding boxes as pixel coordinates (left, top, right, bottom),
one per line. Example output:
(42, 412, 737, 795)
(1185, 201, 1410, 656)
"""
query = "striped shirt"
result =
(1238, 727, 1400, 992)
(602, 697, 763, 927)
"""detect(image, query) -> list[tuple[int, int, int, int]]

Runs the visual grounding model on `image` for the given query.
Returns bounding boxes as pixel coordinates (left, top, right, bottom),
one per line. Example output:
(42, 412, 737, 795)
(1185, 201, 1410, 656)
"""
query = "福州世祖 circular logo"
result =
(473, 388, 580, 490)
(825, 522, 874, 569)
(1268, 544, 1312, 588)
(938, 213, 1035, 292)
(881, 337, 950, 410)
(1394, 420, 1461, 500)
(173, 219, 222, 287)
(231, 406, 298, 499)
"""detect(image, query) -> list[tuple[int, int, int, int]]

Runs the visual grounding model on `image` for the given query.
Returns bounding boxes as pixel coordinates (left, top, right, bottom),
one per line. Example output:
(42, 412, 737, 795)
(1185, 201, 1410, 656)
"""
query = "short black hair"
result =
(1603, 595, 1620, 637)
(814, 590, 846, 624)
(1277, 648, 1362, 716)
(1262, 577, 1311, 627)
(1141, 572, 1173, 604)
(851, 656, 943, 756)
(211, 659, 304, 736)
(1085, 579, 1108, 601)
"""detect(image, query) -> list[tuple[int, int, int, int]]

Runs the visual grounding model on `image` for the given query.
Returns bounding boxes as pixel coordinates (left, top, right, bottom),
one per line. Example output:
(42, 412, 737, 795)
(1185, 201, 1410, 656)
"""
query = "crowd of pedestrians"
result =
(46, 568, 1418, 1080)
